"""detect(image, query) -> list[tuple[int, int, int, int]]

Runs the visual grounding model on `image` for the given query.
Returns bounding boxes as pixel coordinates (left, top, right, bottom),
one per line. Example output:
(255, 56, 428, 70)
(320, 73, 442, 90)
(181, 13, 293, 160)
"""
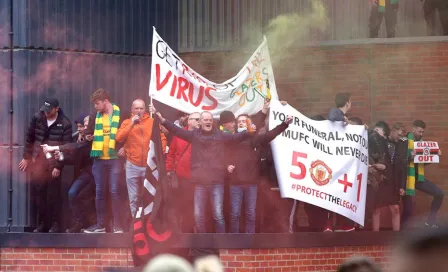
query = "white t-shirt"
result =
(47, 119, 56, 127)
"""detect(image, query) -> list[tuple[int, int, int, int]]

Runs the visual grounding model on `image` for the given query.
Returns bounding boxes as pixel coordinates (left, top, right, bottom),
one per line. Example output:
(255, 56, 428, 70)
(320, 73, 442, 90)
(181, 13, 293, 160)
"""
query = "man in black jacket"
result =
(19, 98, 73, 233)
(226, 114, 291, 233)
(156, 111, 251, 233)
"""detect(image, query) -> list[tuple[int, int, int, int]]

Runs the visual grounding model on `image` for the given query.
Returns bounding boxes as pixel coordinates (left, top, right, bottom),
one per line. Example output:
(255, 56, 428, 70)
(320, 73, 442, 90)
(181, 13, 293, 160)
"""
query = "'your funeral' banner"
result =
(269, 101, 369, 225)
(149, 28, 278, 117)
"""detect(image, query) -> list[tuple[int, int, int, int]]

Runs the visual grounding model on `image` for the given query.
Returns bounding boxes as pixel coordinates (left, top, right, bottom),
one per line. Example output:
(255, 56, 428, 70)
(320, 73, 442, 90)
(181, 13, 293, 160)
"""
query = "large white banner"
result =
(269, 101, 369, 226)
(149, 28, 278, 117)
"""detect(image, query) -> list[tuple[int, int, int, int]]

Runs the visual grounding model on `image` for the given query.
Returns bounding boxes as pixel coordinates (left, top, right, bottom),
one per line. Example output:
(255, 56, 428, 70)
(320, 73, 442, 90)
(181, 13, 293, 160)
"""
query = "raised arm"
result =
(220, 130, 249, 142)
(254, 121, 289, 146)
(157, 113, 194, 142)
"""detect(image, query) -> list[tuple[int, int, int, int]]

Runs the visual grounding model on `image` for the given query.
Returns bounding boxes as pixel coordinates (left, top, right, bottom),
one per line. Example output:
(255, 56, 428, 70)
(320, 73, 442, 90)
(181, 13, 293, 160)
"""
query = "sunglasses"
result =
(189, 118, 200, 121)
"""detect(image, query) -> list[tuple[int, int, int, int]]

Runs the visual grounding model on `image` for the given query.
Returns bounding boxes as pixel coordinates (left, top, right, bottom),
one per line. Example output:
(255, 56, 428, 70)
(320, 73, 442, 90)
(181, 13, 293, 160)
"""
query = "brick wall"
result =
(179, 40, 448, 224)
(0, 246, 390, 272)
(221, 246, 390, 272)
(0, 248, 133, 271)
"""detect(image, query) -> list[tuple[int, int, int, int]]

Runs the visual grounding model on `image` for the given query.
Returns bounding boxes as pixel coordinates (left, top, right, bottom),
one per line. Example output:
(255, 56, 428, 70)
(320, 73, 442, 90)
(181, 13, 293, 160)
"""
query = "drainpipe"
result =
(369, 46, 374, 126)
(7, 0, 14, 232)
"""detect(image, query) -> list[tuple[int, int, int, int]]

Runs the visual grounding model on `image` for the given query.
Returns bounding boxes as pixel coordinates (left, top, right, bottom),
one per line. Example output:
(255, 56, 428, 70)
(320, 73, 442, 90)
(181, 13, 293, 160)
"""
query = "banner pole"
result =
(149, 95, 153, 118)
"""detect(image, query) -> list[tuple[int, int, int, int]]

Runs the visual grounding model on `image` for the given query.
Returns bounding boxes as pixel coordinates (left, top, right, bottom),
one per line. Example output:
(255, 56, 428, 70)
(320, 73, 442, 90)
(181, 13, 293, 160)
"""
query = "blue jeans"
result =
(230, 185, 258, 233)
(68, 171, 95, 223)
(402, 179, 445, 225)
(125, 161, 146, 217)
(93, 159, 123, 228)
(194, 184, 225, 233)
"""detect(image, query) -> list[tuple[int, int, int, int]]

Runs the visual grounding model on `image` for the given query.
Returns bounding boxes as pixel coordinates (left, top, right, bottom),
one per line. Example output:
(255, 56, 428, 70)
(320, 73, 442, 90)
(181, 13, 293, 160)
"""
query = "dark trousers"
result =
(369, 2, 398, 38)
(423, 0, 448, 36)
(402, 179, 444, 226)
(68, 170, 95, 225)
(31, 159, 62, 227)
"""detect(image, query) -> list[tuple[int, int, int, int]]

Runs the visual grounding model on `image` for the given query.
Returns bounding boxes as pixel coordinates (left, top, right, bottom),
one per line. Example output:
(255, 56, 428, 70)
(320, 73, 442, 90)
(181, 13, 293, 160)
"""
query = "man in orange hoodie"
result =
(116, 99, 167, 218)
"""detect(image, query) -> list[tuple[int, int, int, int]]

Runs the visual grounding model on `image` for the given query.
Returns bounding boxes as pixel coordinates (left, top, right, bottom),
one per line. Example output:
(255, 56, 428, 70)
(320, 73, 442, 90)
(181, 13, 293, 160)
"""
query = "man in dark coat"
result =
(19, 98, 73, 233)
(155, 110, 251, 233)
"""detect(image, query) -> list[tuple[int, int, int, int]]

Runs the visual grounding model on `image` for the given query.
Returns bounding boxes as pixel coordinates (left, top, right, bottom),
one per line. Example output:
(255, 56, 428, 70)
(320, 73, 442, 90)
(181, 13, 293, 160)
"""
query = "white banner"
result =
(269, 101, 369, 226)
(414, 141, 440, 164)
(149, 28, 278, 118)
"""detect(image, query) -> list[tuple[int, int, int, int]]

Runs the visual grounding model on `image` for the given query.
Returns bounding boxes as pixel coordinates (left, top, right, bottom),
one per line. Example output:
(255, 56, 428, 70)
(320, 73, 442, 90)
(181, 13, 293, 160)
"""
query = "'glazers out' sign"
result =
(414, 141, 440, 163)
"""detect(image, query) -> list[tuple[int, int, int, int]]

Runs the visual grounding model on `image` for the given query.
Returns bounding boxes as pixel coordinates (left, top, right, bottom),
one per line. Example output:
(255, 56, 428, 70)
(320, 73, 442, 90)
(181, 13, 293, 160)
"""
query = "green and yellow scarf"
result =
(90, 104, 120, 158)
(406, 132, 424, 196)
(378, 0, 399, 12)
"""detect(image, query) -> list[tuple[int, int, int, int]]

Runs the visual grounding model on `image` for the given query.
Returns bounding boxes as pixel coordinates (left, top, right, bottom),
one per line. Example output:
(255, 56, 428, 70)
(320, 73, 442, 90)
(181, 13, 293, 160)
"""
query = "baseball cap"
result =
(40, 98, 59, 113)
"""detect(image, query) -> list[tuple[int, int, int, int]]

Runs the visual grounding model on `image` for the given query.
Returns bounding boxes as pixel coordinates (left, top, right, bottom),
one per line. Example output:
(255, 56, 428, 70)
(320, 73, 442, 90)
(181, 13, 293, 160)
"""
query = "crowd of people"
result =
(18, 88, 443, 234)
(369, 0, 448, 37)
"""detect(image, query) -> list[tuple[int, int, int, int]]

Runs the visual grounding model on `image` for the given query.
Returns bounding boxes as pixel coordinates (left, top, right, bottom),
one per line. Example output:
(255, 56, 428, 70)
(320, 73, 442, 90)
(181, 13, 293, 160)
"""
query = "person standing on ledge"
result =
(368, 0, 399, 38)
(19, 98, 72, 233)
(83, 88, 126, 234)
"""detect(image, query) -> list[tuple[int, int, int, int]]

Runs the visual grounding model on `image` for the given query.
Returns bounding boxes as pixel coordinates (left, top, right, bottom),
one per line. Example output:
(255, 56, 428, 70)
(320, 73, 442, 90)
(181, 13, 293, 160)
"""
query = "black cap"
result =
(40, 98, 59, 113)
(219, 111, 235, 125)
(74, 113, 88, 125)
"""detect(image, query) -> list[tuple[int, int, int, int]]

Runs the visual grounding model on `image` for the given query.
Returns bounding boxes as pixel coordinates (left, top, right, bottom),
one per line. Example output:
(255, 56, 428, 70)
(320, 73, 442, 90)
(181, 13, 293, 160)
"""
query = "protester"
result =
(370, 122, 407, 231)
(219, 110, 236, 133)
(422, 0, 448, 36)
(328, 92, 351, 124)
(155, 111, 252, 233)
(327, 93, 355, 232)
(116, 99, 165, 218)
(401, 120, 444, 228)
(42, 115, 95, 233)
(174, 111, 189, 128)
(166, 112, 200, 232)
(368, 121, 396, 231)
(337, 256, 382, 272)
(19, 98, 73, 233)
(83, 88, 126, 233)
(368, 0, 399, 38)
(227, 114, 292, 233)
(73, 113, 88, 142)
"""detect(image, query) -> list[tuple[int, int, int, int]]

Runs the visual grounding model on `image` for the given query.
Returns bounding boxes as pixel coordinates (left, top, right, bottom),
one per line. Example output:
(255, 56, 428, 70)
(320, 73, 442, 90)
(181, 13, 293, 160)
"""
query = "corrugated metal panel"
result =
(10, 147, 30, 228)
(179, 0, 435, 52)
(0, 50, 10, 145)
(12, 0, 178, 55)
(12, 49, 151, 145)
(0, 147, 8, 227)
(0, 147, 30, 228)
(0, 0, 10, 49)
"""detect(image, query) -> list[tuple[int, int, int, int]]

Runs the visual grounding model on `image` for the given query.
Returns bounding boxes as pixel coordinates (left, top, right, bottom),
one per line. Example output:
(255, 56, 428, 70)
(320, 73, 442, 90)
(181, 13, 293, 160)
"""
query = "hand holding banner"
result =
(269, 101, 369, 226)
(414, 141, 440, 163)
